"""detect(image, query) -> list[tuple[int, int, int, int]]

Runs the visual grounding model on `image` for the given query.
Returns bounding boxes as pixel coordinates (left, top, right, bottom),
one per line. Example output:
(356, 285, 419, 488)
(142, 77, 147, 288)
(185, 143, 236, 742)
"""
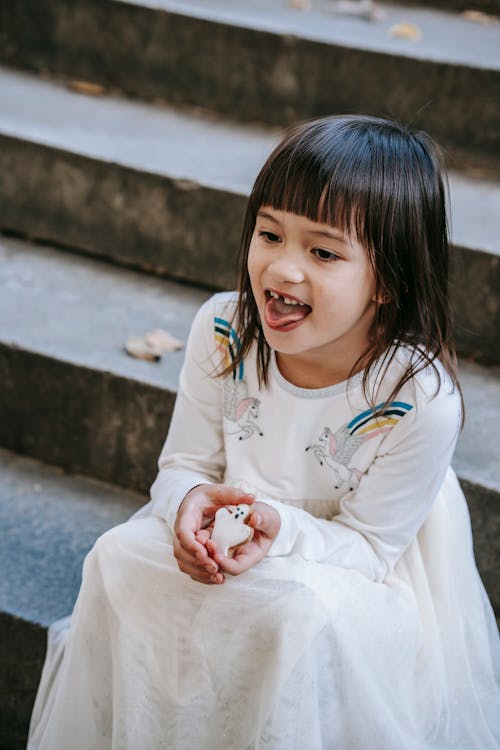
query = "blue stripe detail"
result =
(347, 401, 413, 432)
(214, 316, 244, 380)
(214, 317, 242, 351)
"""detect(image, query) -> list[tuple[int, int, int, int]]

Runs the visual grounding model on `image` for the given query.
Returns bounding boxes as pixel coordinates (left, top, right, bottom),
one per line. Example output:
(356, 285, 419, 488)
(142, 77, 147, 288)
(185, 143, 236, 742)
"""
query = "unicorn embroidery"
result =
(306, 402, 413, 491)
(223, 377, 263, 440)
(306, 426, 364, 491)
(214, 315, 264, 441)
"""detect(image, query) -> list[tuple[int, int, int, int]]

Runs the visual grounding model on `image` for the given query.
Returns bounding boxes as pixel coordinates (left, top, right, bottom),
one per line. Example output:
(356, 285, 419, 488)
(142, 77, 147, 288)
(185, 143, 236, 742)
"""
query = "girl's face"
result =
(247, 207, 380, 389)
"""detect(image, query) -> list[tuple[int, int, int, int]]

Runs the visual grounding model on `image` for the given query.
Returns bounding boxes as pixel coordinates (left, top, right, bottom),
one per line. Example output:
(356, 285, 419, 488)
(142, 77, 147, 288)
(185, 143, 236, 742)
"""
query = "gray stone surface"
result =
(0, 237, 210, 490)
(450, 246, 500, 363)
(0, 449, 145, 626)
(129, 0, 500, 67)
(0, 449, 145, 750)
(380, 0, 500, 11)
(0, 135, 246, 290)
(1, 66, 499, 252)
(0, 235, 209, 390)
(1, 0, 499, 168)
(459, 479, 500, 623)
(0, 342, 173, 491)
(0, 69, 499, 360)
(0, 67, 277, 192)
(0, 612, 45, 750)
(454, 360, 500, 493)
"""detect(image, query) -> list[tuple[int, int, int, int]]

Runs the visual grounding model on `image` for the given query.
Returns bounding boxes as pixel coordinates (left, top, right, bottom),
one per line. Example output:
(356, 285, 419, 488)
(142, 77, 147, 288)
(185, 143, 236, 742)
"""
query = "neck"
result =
(275, 350, 369, 390)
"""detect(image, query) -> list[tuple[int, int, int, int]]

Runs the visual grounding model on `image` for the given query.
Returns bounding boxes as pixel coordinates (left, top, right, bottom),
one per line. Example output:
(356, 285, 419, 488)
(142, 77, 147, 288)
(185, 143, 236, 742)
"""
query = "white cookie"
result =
(211, 504, 254, 557)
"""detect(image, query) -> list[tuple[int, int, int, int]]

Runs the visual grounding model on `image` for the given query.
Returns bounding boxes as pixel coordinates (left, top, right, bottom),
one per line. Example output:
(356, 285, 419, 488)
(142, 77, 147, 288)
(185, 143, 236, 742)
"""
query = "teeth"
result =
(269, 290, 305, 306)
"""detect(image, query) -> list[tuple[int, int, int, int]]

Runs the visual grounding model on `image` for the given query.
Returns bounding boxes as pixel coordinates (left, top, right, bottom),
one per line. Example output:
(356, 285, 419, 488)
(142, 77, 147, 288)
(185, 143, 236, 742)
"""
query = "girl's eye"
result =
(312, 248, 338, 262)
(258, 231, 281, 243)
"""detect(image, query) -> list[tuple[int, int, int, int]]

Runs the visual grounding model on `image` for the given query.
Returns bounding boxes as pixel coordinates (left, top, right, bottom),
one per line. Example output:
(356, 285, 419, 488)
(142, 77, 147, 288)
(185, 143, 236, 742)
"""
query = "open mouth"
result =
(264, 289, 312, 329)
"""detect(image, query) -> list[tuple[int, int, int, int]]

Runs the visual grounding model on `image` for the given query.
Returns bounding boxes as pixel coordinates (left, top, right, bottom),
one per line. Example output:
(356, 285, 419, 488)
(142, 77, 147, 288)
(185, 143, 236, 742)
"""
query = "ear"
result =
(372, 284, 391, 305)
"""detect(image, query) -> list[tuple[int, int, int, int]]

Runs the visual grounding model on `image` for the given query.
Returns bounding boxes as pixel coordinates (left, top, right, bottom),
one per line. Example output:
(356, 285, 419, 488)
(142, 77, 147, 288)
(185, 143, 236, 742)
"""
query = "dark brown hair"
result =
(226, 115, 463, 417)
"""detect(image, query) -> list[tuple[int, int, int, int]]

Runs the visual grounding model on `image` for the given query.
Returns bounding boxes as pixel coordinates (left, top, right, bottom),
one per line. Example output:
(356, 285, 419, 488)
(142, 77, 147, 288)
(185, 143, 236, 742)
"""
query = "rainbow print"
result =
(347, 401, 413, 441)
(214, 317, 244, 381)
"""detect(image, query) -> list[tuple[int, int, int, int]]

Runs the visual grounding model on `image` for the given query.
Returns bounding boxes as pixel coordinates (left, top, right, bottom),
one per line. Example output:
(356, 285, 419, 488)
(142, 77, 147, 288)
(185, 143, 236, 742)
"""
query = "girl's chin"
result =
(261, 326, 310, 357)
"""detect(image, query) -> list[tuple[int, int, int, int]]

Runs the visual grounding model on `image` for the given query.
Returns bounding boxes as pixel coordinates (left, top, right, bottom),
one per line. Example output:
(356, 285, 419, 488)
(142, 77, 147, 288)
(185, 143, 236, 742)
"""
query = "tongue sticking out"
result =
(265, 295, 311, 327)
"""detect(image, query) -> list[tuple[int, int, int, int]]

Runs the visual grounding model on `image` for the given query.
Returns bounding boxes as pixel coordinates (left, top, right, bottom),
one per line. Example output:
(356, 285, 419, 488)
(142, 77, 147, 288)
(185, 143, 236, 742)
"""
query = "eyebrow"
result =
(256, 210, 349, 244)
(310, 229, 349, 244)
(257, 210, 280, 225)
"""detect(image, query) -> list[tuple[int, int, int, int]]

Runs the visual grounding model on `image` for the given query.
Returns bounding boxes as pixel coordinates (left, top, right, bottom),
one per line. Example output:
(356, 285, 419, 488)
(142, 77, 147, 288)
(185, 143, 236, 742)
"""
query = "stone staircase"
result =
(0, 1, 499, 747)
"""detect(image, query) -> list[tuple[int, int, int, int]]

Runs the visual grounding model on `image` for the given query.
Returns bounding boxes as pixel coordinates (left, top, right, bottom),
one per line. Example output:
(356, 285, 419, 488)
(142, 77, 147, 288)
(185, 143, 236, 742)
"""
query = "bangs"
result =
(248, 117, 375, 250)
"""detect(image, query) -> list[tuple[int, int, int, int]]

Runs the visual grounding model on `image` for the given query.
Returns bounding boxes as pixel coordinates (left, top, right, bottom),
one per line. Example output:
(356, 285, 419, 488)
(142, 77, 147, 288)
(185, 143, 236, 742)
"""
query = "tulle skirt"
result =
(28, 470, 500, 749)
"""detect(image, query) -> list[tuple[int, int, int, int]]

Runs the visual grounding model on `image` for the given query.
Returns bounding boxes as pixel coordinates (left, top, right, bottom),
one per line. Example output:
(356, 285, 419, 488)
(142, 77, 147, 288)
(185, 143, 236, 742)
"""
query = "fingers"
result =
(210, 485, 255, 508)
(174, 500, 206, 557)
(248, 511, 262, 530)
(174, 484, 254, 559)
(249, 502, 281, 541)
(173, 535, 225, 585)
(206, 539, 261, 577)
(195, 529, 211, 546)
(173, 483, 258, 584)
(175, 485, 254, 547)
(205, 502, 281, 577)
(173, 494, 219, 582)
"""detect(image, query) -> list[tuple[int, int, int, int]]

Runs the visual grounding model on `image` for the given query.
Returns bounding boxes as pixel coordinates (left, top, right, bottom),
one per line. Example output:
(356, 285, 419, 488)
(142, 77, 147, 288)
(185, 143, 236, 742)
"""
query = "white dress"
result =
(28, 293, 500, 750)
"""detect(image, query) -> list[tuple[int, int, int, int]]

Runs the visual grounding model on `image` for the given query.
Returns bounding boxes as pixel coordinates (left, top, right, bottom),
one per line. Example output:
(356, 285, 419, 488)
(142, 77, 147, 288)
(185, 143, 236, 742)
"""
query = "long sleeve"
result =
(149, 297, 226, 530)
(264, 384, 461, 582)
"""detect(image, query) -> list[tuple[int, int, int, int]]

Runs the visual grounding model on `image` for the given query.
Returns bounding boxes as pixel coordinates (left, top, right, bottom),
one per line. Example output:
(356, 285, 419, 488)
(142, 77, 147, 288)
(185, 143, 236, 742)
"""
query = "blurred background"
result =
(0, 1, 499, 747)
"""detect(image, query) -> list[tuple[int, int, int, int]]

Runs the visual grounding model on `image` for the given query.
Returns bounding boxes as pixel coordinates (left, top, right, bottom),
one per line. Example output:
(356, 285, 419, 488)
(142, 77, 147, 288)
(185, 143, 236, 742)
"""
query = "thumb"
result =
(248, 502, 281, 540)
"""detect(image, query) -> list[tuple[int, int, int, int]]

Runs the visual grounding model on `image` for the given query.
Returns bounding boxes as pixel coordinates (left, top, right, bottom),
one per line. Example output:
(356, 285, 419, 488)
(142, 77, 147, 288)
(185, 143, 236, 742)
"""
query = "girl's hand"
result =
(206, 502, 281, 576)
(173, 484, 255, 585)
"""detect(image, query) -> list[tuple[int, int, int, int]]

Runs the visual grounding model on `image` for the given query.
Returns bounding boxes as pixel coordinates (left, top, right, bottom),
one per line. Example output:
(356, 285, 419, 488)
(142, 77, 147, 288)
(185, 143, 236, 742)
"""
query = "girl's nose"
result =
(268, 250, 305, 284)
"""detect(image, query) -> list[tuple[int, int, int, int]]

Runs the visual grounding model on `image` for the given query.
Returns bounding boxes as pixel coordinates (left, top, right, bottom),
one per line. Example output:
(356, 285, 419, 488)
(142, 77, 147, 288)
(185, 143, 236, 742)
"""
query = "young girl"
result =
(29, 115, 500, 749)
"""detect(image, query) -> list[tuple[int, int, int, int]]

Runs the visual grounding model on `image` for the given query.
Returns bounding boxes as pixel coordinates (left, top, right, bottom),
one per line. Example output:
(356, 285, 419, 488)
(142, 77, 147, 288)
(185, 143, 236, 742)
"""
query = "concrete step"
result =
(0, 65, 272, 292)
(1, 1, 499, 173)
(1, 68, 499, 362)
(0, 235, 210, 492)
(380, 0, 500, 14)
(0, 235, 498, 610)
(0, 448, 145, 750)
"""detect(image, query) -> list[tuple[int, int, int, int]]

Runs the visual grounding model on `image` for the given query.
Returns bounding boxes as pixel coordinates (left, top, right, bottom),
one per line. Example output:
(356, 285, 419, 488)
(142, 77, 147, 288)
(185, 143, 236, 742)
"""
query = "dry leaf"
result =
(288, 0, 312, 8)
(145, 329, 184, 353)
(68, 80, 107, 97)
(335, 0, 383, 21)
(462, 10, 499, 24)
(389, 22, 422, 40)
(125, 336, 160, 362)
(125, 328, 184, 362)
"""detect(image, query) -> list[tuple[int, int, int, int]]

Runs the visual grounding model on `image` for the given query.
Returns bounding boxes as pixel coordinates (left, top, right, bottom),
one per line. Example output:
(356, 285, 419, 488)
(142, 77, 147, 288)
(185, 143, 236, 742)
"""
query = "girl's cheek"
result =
(247, 247, 261, 286)
(247, 242, 255, 272)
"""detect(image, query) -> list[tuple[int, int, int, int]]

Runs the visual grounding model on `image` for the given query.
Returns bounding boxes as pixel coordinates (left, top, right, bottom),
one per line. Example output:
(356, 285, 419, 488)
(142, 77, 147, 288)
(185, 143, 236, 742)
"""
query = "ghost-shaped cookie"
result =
(211, 504, 254, 557)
